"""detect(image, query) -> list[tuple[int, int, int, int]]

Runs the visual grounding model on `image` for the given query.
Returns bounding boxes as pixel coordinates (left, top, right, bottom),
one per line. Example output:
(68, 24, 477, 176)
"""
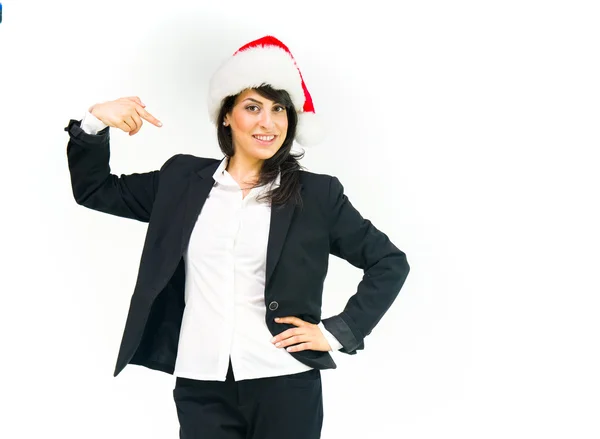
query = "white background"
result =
(1, 1, 599, 438)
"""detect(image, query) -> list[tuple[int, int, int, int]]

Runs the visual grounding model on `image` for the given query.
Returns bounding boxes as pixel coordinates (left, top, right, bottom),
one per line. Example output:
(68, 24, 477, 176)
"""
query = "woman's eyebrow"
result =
(242, 98, 264, 104)
(242, 98, 282, 106)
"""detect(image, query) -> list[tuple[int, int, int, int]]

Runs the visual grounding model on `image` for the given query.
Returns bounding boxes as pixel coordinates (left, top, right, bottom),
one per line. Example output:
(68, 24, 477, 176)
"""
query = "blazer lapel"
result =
(180, 159, 300, 287)
(265, 200, 297, 287)
(180, 162, 220, 255)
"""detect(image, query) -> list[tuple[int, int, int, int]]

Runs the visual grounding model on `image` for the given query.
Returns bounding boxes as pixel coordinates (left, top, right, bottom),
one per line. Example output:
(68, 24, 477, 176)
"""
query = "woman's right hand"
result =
(88, 96, 163, 136)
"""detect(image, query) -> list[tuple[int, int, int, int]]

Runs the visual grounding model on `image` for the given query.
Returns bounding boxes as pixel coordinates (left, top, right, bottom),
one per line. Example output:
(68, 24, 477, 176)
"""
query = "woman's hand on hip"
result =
(271, 316, 331, 352)
(88, 96, 162, 136)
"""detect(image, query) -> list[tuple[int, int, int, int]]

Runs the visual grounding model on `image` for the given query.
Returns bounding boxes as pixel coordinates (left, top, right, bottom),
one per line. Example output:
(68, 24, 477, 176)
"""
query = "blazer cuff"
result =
(64, 118, 110, 146)
(317, 321, 343, 351)
(321, 313, 362, 354)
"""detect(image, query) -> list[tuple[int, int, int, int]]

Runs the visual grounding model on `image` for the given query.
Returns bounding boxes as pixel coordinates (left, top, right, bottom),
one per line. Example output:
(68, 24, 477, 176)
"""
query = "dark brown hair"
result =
(216, 84, 305, 207)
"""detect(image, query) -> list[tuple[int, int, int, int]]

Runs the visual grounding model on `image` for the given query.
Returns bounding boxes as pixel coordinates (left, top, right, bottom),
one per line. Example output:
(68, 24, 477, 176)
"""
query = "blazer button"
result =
(268, 301, 279, 311)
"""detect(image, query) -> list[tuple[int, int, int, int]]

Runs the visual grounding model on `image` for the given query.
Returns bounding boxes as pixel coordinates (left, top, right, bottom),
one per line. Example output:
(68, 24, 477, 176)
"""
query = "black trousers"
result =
(172, 358, 324, 439)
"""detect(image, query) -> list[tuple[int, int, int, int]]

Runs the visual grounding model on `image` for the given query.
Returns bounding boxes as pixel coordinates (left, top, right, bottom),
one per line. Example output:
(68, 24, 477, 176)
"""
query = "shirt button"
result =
(268, 301, 279, 311)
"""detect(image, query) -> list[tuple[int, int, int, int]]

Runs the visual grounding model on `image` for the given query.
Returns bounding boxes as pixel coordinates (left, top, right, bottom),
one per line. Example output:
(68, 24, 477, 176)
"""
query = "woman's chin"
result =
(251, 145, 281, 160)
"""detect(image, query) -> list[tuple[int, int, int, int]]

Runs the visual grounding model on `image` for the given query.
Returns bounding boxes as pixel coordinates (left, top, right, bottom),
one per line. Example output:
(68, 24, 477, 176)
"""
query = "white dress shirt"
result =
(80, 111, 343, 381)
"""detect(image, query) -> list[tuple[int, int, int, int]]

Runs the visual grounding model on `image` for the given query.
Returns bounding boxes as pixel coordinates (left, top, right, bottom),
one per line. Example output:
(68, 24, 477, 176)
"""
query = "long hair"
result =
(216, 84, 305, 208)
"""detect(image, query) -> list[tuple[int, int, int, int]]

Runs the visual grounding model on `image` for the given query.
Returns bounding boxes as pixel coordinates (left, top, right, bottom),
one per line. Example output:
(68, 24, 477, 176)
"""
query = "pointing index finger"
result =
(136, 106, 163, 127)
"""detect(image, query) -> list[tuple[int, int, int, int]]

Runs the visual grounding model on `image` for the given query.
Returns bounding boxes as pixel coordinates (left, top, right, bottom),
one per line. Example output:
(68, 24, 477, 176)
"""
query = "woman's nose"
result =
(259, 111, 274, 129)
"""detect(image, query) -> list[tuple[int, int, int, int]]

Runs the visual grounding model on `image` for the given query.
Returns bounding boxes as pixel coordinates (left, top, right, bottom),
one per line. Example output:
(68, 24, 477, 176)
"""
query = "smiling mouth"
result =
(253, 135, 276, 141)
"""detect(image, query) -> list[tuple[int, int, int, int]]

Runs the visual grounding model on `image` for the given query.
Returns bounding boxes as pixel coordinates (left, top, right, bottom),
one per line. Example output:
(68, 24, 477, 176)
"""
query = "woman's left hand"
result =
(271, 316, 331, 352)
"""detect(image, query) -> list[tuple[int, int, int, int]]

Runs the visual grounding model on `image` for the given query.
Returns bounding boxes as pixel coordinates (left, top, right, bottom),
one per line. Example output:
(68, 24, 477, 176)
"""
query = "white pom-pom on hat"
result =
(208, 35, 325, 146)
(296, 111, 325, 146)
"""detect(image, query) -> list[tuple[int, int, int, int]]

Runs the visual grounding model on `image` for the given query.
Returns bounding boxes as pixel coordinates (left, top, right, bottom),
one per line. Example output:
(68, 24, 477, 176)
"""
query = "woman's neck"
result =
(226, 154, 263, 187)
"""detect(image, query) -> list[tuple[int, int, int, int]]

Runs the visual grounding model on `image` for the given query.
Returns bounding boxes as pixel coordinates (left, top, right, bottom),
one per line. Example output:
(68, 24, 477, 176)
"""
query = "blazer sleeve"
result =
(321, 176, 410, 355)
(64, 119, 177, 222)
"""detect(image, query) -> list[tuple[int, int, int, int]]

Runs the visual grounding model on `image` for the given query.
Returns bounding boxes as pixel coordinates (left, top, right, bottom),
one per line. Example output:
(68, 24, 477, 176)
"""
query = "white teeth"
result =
(254, 135, 275, 141)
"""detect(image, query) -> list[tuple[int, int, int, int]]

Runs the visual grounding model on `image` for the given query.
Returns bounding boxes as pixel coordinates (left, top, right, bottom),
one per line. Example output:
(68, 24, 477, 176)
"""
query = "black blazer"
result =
(65, 119, 410, 378)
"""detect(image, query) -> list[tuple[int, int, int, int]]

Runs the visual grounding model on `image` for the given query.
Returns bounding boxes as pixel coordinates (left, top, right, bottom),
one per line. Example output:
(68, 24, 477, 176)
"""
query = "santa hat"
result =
(208, 35, 324, 146)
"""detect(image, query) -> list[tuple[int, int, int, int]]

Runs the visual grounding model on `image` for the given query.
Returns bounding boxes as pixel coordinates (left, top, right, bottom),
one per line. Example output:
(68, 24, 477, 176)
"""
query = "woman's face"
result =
(224, 89, 288, 161)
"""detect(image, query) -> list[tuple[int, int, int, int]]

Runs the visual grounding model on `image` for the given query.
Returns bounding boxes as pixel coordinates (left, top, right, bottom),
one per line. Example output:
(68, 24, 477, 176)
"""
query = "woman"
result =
(65, 35, 410, 439)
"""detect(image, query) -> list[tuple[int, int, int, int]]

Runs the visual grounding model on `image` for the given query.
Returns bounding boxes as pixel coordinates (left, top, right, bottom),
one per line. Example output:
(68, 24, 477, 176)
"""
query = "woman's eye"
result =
(245, 105, 284, 112)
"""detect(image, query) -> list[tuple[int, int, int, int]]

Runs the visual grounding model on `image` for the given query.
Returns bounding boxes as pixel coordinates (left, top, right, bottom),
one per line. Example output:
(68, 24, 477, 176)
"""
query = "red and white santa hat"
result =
(208, 35, 324, 146)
